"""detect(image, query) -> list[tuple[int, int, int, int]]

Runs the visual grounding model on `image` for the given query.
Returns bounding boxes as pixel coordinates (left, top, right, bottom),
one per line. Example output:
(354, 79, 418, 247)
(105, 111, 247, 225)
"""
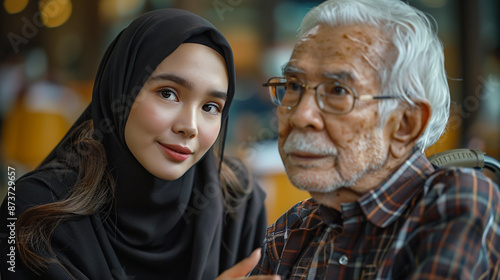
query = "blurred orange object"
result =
(260, 172, 310, 225)
(1, 101, 70, 170)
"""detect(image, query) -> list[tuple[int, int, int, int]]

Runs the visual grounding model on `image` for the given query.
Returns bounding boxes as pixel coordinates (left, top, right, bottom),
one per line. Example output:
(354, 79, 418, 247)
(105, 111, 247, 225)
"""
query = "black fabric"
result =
(0, 8, 267, 280)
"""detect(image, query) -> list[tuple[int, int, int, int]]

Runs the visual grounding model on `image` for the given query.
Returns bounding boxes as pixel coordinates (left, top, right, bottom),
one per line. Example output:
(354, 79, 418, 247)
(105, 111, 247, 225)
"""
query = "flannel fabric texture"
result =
(251, 151, 500, 279)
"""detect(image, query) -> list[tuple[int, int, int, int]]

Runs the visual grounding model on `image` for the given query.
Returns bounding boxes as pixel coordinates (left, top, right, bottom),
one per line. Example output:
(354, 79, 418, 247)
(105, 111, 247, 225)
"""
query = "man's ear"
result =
(389, 101, 431, 158)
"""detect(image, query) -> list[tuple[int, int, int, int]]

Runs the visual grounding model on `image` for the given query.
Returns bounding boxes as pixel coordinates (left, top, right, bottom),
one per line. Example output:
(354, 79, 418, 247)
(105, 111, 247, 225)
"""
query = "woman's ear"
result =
(389, 101, 431, 158)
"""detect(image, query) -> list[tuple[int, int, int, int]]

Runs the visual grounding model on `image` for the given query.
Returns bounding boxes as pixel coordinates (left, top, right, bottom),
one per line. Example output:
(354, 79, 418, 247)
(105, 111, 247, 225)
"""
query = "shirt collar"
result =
(290, 199, 342, 231)
(355, 150, 435, 228)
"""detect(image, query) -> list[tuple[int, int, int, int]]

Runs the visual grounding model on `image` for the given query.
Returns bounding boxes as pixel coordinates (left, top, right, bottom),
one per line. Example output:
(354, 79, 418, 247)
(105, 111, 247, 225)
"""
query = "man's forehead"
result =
(283, 63, 355, 83)
(289, 24, 391, 76)
(294, 24, 388, 51)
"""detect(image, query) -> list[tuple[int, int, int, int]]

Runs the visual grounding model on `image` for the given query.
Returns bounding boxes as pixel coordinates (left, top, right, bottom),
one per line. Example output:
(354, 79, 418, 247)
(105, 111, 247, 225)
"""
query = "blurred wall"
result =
(1, 0, 499, 224)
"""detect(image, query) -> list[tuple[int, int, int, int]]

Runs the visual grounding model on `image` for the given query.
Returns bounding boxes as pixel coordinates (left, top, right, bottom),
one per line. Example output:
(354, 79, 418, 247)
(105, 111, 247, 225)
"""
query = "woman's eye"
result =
(159, 88, 178, 101)
(202, 103, 221, 115)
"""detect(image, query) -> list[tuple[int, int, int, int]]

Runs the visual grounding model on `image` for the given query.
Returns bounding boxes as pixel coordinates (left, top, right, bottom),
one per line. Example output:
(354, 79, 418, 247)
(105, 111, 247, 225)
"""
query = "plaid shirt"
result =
(250, 151, 500, 279)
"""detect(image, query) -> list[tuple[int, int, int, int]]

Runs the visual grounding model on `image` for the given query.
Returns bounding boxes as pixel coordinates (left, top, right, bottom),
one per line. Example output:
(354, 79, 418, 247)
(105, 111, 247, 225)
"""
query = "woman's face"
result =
(125, 43, 229, 180)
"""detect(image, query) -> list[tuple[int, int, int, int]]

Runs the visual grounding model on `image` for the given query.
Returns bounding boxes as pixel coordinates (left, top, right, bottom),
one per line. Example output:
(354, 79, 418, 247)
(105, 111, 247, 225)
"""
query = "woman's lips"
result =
(158, 143, 192, 161)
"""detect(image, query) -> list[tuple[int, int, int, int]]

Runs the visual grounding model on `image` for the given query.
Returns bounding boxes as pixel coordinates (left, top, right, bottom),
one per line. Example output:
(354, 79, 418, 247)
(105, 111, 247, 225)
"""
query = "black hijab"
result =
(38, 8, 237, 279)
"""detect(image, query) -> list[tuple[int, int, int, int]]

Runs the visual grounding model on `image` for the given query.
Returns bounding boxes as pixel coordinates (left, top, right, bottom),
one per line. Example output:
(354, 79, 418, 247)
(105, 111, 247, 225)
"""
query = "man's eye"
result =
(332, 86, 347, 95)
(286, 81, 302, 92)
(324, 83, 349, 96)
(202, 103, 221, 115)
(159, 88, 178, 100)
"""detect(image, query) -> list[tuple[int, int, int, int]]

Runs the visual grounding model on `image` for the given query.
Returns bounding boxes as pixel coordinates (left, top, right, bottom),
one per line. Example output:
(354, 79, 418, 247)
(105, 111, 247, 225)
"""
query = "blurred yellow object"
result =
(4, 0, 29, 14)
(260, 172, 310, 225)
(66, 80, 93, 103)
(225, 27, 262, 73)
(99, 0, 145, 23)
(425, 111, 461, 157)
(1, 102, 70, 170)
(39, 0, 73, 28)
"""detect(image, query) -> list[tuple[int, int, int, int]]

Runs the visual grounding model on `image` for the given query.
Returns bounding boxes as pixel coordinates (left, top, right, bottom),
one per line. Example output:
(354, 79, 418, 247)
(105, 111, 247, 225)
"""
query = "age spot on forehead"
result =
(289, 24, 393, 95)
(318, 38, 332, 44)
(343, 28, 391, 71)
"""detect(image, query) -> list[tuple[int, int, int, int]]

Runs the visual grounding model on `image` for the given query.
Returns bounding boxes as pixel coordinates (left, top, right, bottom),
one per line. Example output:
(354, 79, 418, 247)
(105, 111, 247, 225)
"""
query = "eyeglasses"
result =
(263, 77, 399, 115)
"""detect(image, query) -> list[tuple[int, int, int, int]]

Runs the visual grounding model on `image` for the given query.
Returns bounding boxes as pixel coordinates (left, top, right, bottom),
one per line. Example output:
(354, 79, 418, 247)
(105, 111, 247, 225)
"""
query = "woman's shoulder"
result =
(4, 162, 77, 216)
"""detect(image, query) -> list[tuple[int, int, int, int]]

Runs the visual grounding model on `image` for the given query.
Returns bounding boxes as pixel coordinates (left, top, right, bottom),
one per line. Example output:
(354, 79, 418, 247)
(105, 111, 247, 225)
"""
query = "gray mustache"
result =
(282, 133, 338, 156)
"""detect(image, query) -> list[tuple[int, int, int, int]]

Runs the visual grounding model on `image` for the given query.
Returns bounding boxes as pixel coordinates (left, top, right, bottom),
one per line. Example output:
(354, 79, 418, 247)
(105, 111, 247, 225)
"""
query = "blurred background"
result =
(1, 0, 499, 224)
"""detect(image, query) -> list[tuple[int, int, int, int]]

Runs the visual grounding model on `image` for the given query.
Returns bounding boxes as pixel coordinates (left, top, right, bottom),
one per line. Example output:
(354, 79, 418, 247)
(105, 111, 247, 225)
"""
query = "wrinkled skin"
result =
(278, 24, 430, 210)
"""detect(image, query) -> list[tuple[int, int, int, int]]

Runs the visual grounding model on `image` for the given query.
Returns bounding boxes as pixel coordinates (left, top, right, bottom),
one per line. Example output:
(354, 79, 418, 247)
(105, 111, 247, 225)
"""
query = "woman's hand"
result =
(215, 249, 280, 280)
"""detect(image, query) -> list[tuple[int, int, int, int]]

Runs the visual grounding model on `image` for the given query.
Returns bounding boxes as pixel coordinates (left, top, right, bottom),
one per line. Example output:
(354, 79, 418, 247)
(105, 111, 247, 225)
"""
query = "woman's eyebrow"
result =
(148, 73, 194, 90)
(148, 73, 227, 100)
(209, 91, 228, 101)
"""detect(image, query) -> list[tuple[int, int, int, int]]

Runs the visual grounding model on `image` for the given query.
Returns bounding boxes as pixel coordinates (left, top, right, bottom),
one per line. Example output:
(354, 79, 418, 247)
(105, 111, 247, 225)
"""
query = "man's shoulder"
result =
(426, 166, 498, 195)
(268, 198, 320, 234)
(422, 166, 500, 215)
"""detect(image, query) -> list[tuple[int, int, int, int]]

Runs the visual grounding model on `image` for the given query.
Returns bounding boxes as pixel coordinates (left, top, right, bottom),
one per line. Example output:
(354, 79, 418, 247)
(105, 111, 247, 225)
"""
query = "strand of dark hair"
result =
(15, 120, 249, 276)
(219, 158, 253, 216)
(16, 120, 115, 276)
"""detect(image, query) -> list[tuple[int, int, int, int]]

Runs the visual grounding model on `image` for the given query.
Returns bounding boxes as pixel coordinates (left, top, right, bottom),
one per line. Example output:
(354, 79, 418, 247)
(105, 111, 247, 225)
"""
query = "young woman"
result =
(0, 9, 270, 280)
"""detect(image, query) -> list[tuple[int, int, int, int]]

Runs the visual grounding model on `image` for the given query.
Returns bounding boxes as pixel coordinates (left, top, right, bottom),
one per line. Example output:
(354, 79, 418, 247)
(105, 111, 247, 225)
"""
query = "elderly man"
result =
(251, 0, 500, 279)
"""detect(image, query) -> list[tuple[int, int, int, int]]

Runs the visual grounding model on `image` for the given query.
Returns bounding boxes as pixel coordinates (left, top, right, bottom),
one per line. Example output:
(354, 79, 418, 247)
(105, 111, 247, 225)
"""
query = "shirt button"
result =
(339, 255, 349, 265)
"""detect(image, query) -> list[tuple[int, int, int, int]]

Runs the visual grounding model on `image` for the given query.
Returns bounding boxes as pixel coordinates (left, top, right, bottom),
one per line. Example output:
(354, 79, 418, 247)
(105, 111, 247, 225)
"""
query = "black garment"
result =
(0, 9, 267, 280)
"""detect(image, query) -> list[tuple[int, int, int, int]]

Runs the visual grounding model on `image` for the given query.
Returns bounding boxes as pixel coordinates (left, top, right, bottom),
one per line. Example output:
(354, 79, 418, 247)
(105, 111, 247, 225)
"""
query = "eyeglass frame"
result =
(262, 76, 400, 115)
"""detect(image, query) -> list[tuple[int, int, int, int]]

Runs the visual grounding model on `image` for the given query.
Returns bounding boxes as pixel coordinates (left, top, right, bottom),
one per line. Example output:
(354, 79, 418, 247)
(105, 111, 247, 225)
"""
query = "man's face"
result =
(278, 24, 394, 194)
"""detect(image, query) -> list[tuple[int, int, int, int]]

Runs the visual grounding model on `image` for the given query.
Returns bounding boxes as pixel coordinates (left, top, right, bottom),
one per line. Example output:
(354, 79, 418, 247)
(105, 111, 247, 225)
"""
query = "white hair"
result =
(299, 0, 450, 151)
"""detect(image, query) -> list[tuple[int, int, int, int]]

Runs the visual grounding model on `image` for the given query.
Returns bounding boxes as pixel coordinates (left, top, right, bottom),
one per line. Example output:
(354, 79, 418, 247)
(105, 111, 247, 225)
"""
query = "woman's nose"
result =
(172, 107, 197, 138)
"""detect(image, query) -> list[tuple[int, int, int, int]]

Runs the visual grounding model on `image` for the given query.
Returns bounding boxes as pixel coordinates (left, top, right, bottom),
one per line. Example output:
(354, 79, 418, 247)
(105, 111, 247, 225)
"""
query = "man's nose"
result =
(289, 89, 325, 130)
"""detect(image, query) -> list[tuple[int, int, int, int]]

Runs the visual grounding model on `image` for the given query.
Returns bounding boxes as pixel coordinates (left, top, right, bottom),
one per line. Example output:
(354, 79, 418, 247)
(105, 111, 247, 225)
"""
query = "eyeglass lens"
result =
(268, 78, 355, 113)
